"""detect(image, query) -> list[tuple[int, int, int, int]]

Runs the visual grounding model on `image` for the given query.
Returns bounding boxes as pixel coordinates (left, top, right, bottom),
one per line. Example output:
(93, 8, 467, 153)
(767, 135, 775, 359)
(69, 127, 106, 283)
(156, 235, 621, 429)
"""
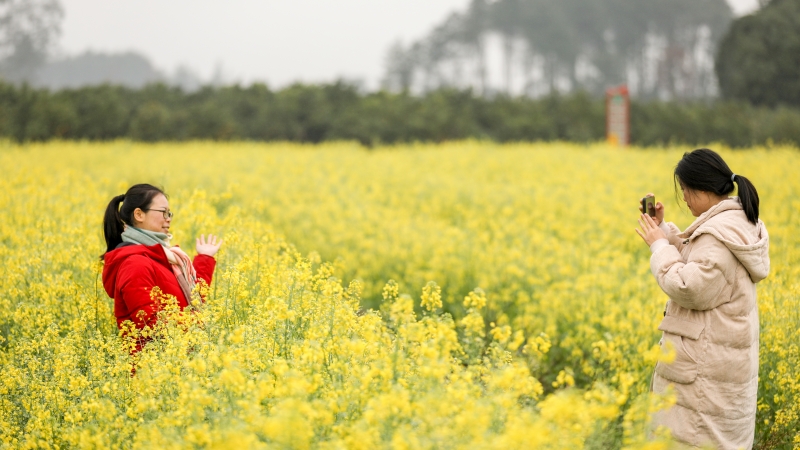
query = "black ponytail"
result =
(102, 194, 127, 255)
(734, 174, 760, 225)
(674, 148, 759, 224)
(101, 184, 167, 258)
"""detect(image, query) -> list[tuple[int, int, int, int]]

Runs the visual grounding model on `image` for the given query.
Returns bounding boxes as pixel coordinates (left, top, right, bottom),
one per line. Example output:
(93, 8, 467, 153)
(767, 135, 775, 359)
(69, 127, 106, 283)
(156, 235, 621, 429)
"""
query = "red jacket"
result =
(103, 243, 216, 330)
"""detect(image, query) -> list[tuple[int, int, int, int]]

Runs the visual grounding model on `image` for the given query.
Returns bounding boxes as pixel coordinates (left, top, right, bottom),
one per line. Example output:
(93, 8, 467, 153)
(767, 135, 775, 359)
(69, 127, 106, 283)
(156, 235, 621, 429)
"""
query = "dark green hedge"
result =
(2, 80, 799, 147)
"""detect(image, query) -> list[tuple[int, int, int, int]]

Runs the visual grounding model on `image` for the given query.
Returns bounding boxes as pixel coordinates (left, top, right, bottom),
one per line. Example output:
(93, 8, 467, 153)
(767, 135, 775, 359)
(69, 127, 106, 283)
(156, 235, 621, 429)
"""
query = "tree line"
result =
(384, 0, 731, 99)
(2, 80, 799, 147)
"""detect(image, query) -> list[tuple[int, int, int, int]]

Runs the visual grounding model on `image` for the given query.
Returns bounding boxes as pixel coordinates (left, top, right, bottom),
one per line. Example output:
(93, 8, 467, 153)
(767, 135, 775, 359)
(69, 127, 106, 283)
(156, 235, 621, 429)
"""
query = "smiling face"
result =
(131, 193, 172, 234)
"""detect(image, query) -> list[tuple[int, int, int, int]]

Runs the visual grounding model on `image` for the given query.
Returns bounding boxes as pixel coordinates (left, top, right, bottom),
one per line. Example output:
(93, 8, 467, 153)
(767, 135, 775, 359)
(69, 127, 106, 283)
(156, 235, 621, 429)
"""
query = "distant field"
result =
(1, 141, 797, 448)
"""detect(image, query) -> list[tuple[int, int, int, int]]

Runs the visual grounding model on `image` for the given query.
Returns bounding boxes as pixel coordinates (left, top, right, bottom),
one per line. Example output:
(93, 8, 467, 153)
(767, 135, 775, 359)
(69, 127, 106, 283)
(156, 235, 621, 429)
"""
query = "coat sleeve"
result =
(650, 233, 731, 311)
(117, 255, 160, 328)
(193, 254, 216, 287)
(661, 221, 686, 252)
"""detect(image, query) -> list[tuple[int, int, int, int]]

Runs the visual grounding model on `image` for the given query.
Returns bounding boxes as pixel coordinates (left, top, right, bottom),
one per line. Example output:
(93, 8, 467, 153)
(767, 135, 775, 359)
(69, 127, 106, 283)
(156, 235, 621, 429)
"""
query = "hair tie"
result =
(731, 173, 737, 182)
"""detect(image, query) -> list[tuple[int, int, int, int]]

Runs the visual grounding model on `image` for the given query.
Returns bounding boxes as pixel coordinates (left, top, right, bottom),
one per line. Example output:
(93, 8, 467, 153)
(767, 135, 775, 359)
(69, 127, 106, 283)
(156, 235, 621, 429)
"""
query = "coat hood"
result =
(102, 243, 169, 297)
(678, 197, 770, 282)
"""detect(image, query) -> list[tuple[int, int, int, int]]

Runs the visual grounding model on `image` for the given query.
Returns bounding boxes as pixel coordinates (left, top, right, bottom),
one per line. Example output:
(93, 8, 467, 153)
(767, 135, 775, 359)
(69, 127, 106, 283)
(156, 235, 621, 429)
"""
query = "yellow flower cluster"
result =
(0, 140, 797, 448)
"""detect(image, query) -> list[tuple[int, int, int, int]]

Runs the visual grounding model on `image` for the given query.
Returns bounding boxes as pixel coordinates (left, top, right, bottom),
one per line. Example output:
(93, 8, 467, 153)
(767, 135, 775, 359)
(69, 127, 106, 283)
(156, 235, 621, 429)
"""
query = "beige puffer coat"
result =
(649, 198, 769, 449)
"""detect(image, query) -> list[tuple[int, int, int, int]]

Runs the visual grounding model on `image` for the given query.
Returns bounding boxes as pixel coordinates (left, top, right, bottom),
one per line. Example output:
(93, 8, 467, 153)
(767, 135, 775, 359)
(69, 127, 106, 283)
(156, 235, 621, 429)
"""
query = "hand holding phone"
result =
(641, 195, 656, 217)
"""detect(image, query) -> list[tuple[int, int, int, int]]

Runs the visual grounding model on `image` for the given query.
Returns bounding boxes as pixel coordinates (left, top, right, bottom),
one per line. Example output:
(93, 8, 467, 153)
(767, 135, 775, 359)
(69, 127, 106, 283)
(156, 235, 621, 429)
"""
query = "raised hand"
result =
(635, 213, 667, 246)
(196, 234, 223, 257)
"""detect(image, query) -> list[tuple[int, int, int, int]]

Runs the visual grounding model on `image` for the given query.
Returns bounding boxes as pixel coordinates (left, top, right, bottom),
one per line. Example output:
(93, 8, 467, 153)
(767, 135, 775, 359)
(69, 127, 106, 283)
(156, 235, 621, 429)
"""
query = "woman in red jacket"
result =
(101, 184, 222, 342)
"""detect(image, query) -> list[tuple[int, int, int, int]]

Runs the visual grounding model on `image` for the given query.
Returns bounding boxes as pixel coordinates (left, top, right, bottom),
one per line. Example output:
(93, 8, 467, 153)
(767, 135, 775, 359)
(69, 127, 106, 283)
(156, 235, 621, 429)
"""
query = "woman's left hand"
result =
(196, 234, 223, 257)
(635, 214, 667, 246)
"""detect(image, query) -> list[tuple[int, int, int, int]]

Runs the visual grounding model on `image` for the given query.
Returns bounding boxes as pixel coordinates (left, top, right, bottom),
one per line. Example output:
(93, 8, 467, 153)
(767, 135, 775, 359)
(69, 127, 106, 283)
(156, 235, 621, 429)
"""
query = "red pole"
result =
(606, 85, 629, 146)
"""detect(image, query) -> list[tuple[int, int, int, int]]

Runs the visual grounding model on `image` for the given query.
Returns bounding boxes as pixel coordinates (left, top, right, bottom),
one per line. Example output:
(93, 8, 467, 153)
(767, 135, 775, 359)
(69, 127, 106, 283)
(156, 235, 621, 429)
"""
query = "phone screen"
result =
(642, 195, 656, 217)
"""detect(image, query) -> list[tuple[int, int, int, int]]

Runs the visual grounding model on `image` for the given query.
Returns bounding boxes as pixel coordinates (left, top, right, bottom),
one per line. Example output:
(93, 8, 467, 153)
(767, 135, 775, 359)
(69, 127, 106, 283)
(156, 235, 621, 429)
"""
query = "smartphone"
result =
(641, 195, 656, 217)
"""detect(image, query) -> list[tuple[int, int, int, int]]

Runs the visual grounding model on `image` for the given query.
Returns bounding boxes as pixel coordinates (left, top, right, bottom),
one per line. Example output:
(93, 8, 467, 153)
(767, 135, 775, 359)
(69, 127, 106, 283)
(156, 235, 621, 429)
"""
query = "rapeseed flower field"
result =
(0, 141, 798, 448)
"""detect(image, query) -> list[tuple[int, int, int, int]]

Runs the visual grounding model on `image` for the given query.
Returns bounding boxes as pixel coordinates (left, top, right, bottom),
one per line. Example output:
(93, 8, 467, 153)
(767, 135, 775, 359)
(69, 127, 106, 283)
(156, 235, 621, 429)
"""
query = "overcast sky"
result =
(58, 0, 761, 89)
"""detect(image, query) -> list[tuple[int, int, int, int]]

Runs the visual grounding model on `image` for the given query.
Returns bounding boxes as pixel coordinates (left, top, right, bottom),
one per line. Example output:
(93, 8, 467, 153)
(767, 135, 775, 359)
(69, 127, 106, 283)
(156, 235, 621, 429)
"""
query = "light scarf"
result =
(120, 227, 198, 304)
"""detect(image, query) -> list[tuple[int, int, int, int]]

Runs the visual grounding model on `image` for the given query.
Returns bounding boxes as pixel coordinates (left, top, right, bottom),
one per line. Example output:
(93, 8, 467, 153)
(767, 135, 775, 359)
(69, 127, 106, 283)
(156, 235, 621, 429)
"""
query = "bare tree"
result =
(382, 41, 415, 92)
(382, 0, 731, 99)
(0, 0, 63, 83)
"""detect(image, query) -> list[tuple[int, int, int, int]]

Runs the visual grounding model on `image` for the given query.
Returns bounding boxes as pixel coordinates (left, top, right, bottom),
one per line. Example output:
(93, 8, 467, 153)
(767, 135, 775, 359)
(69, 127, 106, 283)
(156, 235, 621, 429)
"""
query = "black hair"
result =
(674, 148, 759, 224)
(102, 184, 167, 257)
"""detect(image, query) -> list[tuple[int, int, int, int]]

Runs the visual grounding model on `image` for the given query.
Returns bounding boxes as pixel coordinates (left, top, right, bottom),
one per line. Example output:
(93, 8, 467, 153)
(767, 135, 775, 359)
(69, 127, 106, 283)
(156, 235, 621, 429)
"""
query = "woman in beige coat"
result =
(636, 148, 770, 449)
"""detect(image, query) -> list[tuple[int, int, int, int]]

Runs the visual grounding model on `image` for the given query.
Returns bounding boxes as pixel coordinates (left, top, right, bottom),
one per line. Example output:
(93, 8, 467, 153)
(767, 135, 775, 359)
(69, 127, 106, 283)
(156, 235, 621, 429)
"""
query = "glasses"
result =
(145, 208, 173, 220)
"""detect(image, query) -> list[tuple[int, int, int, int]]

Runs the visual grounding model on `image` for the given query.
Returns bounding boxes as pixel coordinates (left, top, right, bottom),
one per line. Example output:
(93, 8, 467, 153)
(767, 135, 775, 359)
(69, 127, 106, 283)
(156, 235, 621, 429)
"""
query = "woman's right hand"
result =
(639, 193, 665, 225)
(196, 234, 223, 257)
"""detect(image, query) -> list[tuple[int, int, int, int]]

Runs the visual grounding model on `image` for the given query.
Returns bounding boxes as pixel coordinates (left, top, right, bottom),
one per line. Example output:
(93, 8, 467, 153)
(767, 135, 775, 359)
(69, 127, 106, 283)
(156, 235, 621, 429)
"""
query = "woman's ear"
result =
(132, 208, 145, 225)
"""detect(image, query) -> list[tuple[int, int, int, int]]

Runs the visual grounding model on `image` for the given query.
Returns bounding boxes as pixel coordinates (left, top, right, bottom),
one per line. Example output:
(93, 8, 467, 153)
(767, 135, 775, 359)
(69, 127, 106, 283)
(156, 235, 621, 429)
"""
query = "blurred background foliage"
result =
(2, 80, 800, 147)
(383, 0, 732, 99)
(716, 0, 800, 107)
(1, 0, 800, 147)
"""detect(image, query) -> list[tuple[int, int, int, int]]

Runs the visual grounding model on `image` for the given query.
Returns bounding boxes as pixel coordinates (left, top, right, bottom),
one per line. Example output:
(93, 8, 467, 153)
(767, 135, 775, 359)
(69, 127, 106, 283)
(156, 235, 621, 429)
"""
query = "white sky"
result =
(57, 0, 761, 89)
